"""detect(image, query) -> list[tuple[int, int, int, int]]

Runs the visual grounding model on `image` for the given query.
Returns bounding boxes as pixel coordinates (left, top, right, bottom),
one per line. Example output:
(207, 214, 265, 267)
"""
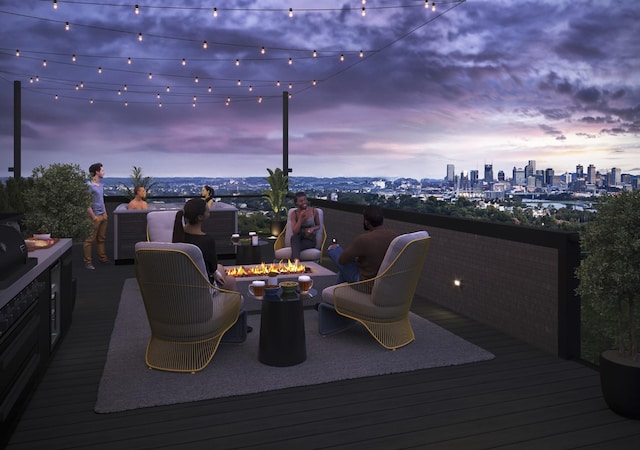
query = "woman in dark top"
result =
(172, 198, 236, 291)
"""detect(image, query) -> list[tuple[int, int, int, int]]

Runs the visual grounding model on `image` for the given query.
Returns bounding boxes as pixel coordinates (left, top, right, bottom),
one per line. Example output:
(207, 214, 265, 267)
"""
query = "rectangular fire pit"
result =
(226, 262, 337, 312)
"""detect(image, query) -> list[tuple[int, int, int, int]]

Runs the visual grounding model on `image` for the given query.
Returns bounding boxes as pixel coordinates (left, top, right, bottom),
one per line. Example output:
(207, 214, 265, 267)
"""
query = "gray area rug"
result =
(95, 279, 494, 413)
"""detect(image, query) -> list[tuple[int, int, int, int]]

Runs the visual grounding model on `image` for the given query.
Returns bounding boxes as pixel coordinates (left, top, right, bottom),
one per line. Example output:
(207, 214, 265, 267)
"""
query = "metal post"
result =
(11, 80, 21, 179)
(283, 91, 290, 189)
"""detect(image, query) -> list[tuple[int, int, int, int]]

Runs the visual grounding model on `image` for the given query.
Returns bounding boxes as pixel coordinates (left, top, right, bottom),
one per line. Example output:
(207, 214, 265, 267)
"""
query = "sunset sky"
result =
(1, 0, 638, 180)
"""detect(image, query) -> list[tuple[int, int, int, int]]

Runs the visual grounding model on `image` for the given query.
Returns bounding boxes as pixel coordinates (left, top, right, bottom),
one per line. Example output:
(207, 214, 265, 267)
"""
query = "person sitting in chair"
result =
(201, 185, 215, 209)
(327, 205, 397, 284)
(172, 198, 235, 290)
(290, 192, 321, 261)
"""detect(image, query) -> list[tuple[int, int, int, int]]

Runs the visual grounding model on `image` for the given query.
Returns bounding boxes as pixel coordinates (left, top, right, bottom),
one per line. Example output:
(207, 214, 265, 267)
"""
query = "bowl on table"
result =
(279, 281, 299, 295)
(264, 285, 282, 297)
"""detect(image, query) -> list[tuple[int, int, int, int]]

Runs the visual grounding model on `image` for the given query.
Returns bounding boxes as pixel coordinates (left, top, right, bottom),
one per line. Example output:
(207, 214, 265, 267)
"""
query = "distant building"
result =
(484, 164, 493, 183)
(576, 164, 584, 179)
(587, 164, 596, 184)
(497, 170, 505, 181)
(525, 160, 536, 179)
(513, 167, 525, 186)
(545, 168, 554, 186)
(446, 164, 455, 183)
(610, 167, 621, 185)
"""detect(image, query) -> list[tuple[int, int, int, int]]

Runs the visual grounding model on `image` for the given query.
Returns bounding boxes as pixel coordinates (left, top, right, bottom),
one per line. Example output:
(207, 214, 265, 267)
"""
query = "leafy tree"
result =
(22, 163, 93, 241)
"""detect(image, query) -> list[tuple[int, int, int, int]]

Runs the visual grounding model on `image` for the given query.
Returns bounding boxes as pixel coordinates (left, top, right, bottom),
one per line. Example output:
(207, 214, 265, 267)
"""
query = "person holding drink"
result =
(290, 192, 321, 261)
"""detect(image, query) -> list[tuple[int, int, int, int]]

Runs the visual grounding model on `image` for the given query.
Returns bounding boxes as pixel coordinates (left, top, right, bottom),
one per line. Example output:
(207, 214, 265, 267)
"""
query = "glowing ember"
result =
(226, 260, 307, 277)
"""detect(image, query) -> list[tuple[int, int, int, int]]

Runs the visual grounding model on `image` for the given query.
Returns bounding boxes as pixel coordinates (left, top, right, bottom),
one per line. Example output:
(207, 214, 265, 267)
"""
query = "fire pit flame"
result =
(226, 259, 307, 277)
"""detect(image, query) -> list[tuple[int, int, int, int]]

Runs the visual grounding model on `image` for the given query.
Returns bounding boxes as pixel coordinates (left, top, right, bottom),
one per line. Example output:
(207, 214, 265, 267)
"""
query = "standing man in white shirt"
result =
(83, 162, 109, 269)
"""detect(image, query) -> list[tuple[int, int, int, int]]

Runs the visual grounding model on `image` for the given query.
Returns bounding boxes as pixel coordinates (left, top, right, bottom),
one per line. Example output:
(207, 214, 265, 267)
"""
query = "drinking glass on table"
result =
(231, 233, 240, 245)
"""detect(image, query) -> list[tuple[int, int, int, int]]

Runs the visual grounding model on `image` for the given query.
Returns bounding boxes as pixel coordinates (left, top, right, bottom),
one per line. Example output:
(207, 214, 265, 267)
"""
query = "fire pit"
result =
(226, 259, 307, 278)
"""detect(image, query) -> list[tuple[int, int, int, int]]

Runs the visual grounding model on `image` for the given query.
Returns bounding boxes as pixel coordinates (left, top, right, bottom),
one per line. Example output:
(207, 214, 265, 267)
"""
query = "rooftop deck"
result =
(4, 244, 639, 449)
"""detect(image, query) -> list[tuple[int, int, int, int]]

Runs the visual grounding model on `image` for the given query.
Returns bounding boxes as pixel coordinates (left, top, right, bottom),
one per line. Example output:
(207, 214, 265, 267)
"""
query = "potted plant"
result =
(575, 190, 640, 419)
(262, 167, 289, 236)
(22, 163, 94, 242)
(122, 165, 156, 200)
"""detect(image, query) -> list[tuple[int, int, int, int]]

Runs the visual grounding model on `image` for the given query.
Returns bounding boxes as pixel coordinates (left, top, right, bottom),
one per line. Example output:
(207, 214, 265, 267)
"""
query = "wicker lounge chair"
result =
(274, 207, 326, 262)
(318, 231, 431, 350)
(134, 241, 244, 373)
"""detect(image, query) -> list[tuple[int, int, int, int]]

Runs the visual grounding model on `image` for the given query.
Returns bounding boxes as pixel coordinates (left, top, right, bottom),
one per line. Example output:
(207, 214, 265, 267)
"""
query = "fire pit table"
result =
(226, 262, 336, 312)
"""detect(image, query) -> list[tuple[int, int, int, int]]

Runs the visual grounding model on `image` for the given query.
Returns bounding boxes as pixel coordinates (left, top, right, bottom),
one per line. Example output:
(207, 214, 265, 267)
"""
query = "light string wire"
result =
(2, 1, 466, 106)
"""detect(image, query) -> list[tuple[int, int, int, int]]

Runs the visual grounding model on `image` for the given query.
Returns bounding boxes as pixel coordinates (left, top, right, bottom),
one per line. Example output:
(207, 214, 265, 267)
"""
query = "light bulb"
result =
(29, 77, 33, 83)
(124, 84, 128, 91)
(148, 73, 152, 79)
(158, 102, 162, 108)
(156, 93, 160, 99)
(53, 0, 57, 9)
(235, 59, 240, 66)
(98, 67, 102, 73)
(258, 96, 263, 103)
(261, 46, 265, 54)
(213, 7, 218, 17)
(226, 96, 231, 103)
(75, 84, 79, 90)
(237, 79, 241, 86)
(55, 94, 58, 100)
(193, 95, 197, 102)
(80, 81, 84, 88)
(276, 80, 280, 86)
(72, 54, 76, 62)
(203, 40, 208, 49)
(289, 8, 293, 18)
(138, 32, 143, 41)
(312, 80, 317, 86)
(432, 2, 436, 11)
(90, 98, 94, 104)
(134, 4, 139, 15)
(192, 102, 196, 107)
(166, 86, 170, 92)
(117, 90, 121, 95)
(43, 59, 47, 67)
(288, 57, 293, 65)
(312, 50, 317, 57)
(340, 54, 345, 61)
(127, 57, 132, 64)
(424, 0, 429, 8)
(360, 50, 364, 58)
(248, 85, 253, 92)
(362, 0, 366, 4)
(194, 76, 199, 83)
(361, 7, 366, 16)
(182, 58, 186, 66)
(15, 49, 19, 57)
(208, 86, 212, 93)
(35, 76, 39, 82)
(124, 101, 128, 106)
(288, 83, 292, 89)
(65, 22, 69, 31)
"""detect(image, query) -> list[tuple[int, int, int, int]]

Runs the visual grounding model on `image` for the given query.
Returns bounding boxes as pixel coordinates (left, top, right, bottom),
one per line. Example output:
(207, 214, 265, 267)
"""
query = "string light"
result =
(117, 89, 121, 95)
(340, 54, 345, 61)
(75, 84, 79, 90)
(166, 86, 170, 92)
(312, 50, 317, 57)
(193, 95, 197, 102)
(79, 81, 84, 88)
(156, 93, 160, 99)
(148, 73, 152, 79)
(53, 0, 57, 9)
(288, 82, 292, 89)
(235, 59, 240, 66)
(258, 96, 262, 103)
(360, 50, 364, 58)
(276, 80, 280, 86)
(208, 86, 212, 93)
(35, 75, 39, 82)
(90, 98, 94, 104)
(237, 79, 241, 86)
(134, 4, 139, 15)
(55, 94, 58, 100)
(289, 8, 293, 18)
(261, 46, 266, 55)
(124, 101, 128, 106)
(123, 84, 128, 91)
(248, 85, 253, 92)
(42, 59, 47, 67)
(213, 8, 218, 17)
(65, 22, 69, 31)
(181, 58, 186, 66)
(127, 57, 132, 64)
(312, 80, 317, 85)
(362, 7, 366, 17)
(97, 66, 102, 73)
(288, 57, 293, 65)
(72, 54, 76, 62)
(15, 49, 19, 57)
(203, 40, 208, 49)
(158, 102, 162, 108)
(194, 76, 199, 83)
(138, 32, 143, 42)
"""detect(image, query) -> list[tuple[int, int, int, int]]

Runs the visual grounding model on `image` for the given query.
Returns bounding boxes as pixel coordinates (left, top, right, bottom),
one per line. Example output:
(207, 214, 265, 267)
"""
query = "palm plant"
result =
(123, 166, 156, 199)
(262, 168, 289, 221)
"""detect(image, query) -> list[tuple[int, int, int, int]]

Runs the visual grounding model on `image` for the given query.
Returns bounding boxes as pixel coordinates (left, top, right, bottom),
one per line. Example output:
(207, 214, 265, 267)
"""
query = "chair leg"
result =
(318, 303, 356, 336)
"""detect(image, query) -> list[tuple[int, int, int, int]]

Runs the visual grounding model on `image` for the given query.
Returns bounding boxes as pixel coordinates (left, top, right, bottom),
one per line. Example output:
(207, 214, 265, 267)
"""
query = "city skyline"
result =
(1, 1, 638, 180)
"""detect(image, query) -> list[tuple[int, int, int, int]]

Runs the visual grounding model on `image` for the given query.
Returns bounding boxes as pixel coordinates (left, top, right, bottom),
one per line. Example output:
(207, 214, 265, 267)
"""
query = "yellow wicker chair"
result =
(134, 241, 243, 373)
(274, 207, 326, 262)
(318, 231, 431, 350)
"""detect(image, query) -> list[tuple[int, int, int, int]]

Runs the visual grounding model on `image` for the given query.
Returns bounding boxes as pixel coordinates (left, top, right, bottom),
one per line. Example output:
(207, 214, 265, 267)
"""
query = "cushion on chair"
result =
(146, 210, 179, 242)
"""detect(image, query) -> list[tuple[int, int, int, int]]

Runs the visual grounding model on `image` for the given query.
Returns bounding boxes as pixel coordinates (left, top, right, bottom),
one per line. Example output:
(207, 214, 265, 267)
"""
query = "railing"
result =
(104, 195, 581, 359)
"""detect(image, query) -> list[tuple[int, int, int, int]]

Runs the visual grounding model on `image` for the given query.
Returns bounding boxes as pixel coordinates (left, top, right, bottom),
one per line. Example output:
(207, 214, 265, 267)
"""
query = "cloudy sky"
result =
(1, 0, 638, 180)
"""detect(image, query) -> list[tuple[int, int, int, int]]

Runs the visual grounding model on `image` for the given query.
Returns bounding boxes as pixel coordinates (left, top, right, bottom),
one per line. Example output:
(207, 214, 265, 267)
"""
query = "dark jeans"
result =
(291, 232, 316, 260)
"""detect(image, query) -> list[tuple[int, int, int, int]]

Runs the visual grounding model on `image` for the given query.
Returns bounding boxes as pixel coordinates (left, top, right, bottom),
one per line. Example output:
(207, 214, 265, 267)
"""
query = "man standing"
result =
(327, 205, 397, 283)
(84, 162, 109, 269)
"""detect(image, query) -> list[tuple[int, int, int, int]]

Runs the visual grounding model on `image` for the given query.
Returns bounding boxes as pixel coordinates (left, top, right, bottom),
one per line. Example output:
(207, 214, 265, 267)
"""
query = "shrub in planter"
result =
(576, 190, 640, 418)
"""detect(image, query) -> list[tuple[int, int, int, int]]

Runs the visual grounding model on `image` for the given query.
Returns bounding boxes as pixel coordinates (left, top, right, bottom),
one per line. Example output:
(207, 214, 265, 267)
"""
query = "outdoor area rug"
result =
(95, 278, 495, 413)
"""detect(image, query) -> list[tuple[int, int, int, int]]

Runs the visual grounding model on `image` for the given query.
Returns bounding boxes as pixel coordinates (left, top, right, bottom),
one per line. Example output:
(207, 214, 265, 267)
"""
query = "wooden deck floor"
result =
(4, 244, 639, 449)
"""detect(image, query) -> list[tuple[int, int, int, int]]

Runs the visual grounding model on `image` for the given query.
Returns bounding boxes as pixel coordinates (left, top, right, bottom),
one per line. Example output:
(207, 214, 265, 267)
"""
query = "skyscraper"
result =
(484, 164, 493, 183)
(576, 164, 584, 179)
(446, 164, 455, 183)
(525, 160, 536, 178)
(587, 164, 596, 184)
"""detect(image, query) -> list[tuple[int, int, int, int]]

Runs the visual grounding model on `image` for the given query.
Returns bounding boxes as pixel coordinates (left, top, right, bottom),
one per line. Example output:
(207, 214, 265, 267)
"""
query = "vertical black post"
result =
(282, 91, 290, 189)
(12, 80, 22, 179)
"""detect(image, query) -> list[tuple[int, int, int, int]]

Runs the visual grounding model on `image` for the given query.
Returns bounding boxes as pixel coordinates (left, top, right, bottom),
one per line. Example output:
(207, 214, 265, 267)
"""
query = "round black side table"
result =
(258, 293, 306, 367)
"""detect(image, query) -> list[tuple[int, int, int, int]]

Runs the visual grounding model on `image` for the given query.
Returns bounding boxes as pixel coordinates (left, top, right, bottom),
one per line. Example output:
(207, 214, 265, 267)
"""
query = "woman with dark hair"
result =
(172, 198, 236, 290)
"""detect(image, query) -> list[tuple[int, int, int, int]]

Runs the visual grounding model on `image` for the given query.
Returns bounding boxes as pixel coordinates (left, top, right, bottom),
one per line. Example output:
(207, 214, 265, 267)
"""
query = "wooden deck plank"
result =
(5, 244, 640, 450)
